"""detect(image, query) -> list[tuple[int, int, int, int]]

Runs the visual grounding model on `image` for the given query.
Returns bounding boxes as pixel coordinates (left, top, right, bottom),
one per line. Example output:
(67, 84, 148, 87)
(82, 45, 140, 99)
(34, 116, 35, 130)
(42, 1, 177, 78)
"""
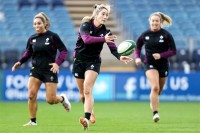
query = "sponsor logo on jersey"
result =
(90, 31, 93, 34)
(45, 38, 50, 45)
(100, 34, 104, 37)
(32, 39, 36, 42)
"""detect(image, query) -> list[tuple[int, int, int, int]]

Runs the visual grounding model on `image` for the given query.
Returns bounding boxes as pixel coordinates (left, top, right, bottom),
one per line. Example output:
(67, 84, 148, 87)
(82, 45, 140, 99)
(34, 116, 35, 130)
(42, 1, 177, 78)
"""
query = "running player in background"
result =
(134, 12, 176, 122)
(12, 12, 71, 126)
(72, 4, 133, 130)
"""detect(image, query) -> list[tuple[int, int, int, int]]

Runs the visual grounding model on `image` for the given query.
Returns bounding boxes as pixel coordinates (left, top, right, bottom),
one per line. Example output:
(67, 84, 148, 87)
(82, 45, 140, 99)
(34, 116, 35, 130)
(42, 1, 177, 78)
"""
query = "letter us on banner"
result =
(114, 72, 200, 101)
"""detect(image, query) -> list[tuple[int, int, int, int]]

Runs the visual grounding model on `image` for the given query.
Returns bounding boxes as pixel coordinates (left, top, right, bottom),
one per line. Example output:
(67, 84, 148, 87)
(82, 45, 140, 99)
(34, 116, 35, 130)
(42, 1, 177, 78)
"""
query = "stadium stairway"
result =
(64, 0, 135, 71)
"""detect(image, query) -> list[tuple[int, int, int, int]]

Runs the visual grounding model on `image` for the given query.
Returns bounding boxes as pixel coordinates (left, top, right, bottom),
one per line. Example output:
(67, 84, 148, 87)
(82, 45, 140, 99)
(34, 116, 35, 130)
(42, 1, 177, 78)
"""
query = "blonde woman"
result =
(134, 12, 176, 122)
(72, 4, 133, 130)
(12, 12, 71, 126)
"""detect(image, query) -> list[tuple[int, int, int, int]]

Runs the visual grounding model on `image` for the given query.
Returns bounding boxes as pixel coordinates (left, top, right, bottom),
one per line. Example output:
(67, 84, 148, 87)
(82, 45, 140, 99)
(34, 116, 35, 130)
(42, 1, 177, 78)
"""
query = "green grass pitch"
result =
(0, 102, 199, 133)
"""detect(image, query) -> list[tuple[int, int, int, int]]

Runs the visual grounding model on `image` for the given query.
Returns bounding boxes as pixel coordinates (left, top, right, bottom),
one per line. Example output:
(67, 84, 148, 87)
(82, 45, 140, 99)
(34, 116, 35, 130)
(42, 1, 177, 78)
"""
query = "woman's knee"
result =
(151, 85, 160, 93)
(46, 97, 55, 105)
(28, 91, 37, 101)
(84, 87, 92, 96)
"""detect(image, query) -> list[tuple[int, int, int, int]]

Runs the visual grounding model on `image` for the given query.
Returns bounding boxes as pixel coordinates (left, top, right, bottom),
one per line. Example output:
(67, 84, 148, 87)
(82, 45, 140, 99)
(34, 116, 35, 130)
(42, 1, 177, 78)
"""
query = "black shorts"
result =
(143, 63, 169, 77)
(72, 59, 101, 79)
(30, 67, 58, 83)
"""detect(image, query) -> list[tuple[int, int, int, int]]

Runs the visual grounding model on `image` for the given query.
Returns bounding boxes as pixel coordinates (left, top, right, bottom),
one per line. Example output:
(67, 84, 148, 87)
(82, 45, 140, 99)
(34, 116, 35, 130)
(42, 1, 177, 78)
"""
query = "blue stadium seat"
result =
(184, 5, 200, 13)
(1, 0, 17, 4)
(14, 40, 27, 51)
(19, 5, 34, 12)
(177, 0, 195, 6)
(176, 49, 190, 64)
(35, 5, 50, 12)
(18, 0, 32, 9)
(0, 29, 10, 37)
(168, 27, 183, 39)
(48, 0, 64, 9)
(33, 0, 48, 9)
(175, 40, 187, 49)
(183, 29, 200, 37)
(149, 5, 166, 12)
(163, 0, 178, 5)
(3, 49, 19, 69)
(192, 49, 200, 63)
(0, 22, 7, 30)
(113, 0, 200, 42)
(190, 61, 200, 71)
(0, 0, 77, 70)
(194, 40, 200, 49)
(2, 4, 18, 13)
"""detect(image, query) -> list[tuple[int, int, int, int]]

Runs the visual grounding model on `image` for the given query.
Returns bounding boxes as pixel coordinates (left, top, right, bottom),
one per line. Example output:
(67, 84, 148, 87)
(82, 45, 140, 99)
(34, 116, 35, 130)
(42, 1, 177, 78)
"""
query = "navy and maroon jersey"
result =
(74, 20, 120, 62)
(135, 28, 176, 65)
(19, 30, 67, 69)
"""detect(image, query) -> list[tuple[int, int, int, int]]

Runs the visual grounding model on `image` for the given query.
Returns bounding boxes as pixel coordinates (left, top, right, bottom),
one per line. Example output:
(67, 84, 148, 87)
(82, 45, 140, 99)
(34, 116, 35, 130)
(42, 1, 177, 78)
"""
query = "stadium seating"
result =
(48, 0, 64, 9)
(113, 0, 200, 72)
(34, 0, 48, 8)
(18, 0, 32, 9)
(1, 0, 200, 71)
(114, 0, 200, 40)
(3, 49, 19, 69)
(0, 0, 77, 69)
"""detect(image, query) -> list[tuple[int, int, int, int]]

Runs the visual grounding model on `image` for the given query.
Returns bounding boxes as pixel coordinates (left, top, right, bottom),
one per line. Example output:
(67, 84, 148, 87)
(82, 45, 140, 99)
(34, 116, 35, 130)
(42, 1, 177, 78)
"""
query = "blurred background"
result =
(0, 0, 200, 102)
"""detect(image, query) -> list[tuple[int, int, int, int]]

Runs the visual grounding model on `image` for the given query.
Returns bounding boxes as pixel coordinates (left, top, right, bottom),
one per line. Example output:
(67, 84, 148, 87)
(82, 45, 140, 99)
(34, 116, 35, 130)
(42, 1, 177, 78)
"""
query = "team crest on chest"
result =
(159, 35, 164, 43)
(45, 38, 50, 45)
(90, 31, 93, 34)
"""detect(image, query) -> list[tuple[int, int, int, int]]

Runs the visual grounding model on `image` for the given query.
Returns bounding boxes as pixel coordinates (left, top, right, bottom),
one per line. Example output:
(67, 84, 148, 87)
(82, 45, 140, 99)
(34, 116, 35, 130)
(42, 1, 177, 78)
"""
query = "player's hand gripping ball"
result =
(117, 40, 136, 56)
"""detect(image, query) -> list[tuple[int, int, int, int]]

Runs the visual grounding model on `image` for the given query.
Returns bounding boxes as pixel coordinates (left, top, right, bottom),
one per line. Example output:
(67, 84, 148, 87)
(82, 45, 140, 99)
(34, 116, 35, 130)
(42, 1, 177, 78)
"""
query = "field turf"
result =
(0, 102, 199, 133)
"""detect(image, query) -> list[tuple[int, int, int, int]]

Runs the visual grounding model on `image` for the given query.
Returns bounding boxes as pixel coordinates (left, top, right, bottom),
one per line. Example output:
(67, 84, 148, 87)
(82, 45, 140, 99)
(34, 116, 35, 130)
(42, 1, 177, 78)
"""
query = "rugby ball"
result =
(117, 40, 136, 56)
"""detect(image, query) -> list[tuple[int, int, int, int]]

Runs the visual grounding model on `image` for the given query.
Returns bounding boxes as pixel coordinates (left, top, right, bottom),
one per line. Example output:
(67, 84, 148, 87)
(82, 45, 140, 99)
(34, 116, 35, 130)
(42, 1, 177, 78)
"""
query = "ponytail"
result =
(82, 4, 111, 23)
(149, 12, 172, 28)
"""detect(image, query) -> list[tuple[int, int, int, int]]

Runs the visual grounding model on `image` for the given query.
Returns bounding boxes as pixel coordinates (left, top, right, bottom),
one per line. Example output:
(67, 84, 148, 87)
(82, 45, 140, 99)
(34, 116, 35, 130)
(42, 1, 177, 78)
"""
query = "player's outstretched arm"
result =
(12, 62, 21, 71)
